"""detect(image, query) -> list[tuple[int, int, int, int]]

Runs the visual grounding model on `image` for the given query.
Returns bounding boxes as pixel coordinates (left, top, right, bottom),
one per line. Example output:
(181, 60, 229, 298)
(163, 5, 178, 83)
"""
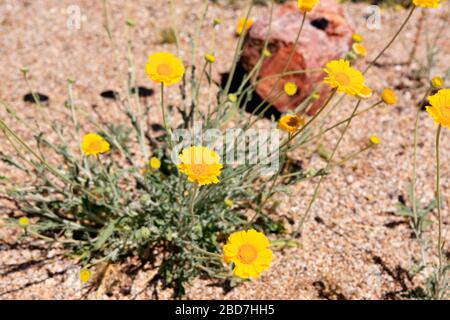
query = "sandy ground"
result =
(0, 0, 449, 299)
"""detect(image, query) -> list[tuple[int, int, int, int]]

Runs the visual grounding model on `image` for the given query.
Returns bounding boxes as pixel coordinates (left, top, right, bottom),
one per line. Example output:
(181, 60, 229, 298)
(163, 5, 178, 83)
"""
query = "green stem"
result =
(295, 99, 362, 234)
(363, 6, 416, 74)
(435, 125, 443, 277)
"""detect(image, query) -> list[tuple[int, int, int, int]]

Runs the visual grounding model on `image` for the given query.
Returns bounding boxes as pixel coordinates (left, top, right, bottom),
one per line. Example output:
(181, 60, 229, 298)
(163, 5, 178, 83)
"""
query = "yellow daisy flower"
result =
(370, 136, 381, 145)
(426, 89, 450, 128)
(431, 76, 443, 89)
(81, 133, 110, 156)
(323, 59, 365, 96)
(284, 82, 298, 96)
(298, 0, 319, 12)
(149, 157, 161, 170)
(145, 52, 185, 86)
(381, 88, 397, 105)
(357, 85, 373, 99)
(413, 0, 440, 8)
(79, 268, 91, 283)
(223, 229, 273, 279)
(236, 17, 254, 35)
(278, 115, 305, 133)
(18, 217, 29, 227)
(205, 53, 216, 63)
(352, 43, 367, 57)
(352, 33, 363, 43)
(178, 146, 223, 185)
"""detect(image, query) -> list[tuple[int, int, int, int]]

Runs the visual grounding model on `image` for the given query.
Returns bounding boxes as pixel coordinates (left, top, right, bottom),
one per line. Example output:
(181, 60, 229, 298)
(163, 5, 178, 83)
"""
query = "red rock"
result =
(240, 0, 354, 115)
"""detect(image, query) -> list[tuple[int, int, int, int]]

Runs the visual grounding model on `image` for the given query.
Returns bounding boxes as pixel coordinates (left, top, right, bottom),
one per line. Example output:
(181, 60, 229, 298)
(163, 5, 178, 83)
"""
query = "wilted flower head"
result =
(278, 114, 305, 133)
(236, 17, 253, 35)
(381, 88, 397, 105)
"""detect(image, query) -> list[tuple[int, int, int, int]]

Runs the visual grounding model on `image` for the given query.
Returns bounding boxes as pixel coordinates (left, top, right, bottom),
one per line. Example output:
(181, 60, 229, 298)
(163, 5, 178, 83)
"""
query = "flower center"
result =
(191, 163, 209, 176)
(89, 140, 103, 151)
(157, 63, 173, 76)
(442, 105, 450, 118)
(286, 117, 300, 127)
(238, 244, 258, 264)
(335, 72, 351, 86)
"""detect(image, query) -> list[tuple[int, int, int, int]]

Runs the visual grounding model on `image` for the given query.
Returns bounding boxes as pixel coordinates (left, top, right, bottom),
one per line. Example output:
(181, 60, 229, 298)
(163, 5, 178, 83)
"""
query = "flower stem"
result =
(295, 99, 361, 235)
(435, 125, 443, 275)
(160, 83, 173, 149)
(363, 6, 416, 75)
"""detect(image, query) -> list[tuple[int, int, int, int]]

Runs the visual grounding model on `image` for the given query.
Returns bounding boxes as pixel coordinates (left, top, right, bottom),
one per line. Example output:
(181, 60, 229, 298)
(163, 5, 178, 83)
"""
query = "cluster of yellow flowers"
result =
(75, 0, 446, 281)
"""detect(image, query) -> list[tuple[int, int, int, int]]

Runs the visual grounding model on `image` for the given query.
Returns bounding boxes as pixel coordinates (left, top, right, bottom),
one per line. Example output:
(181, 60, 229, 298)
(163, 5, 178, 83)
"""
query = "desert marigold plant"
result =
(177, 146, 223, 185)
(223, 229, 273, 279)
(323, 59, 365, 96)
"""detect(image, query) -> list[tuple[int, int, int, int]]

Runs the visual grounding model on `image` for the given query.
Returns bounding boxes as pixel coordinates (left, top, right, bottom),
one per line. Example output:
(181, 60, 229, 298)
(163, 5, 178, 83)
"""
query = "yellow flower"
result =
(431, 76, 443, 89)
(370, 136, 381, 145)
(381, 88, 397, 105)
(298, 0, 319, 12)
(263, 49, 272, 58)
(18, 217, 29, 227)
(149, 157, 161, 170)
(284, 82, 298, 96)
(178, 146, 223, 185)
(323, 59, 365, 96)
(352, 43, 367, 57)
(224, 198, 234, 207)
(145, 52, 185, 86)
(278, 115, 305, 133)
(352, 33, 363, 43)
(426, 89, 450, 128)
(223, 229, 273, 279)
(228, 94, 238, 103)
(214, 18, 222, 26)
(81, 133, 110, 156)
(357, 85, 373, 99)
(79, 268, 91, 283)
(236, 17, 254, 35)
(205, 53, 216, 63)
(413, 0, 440, 8)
